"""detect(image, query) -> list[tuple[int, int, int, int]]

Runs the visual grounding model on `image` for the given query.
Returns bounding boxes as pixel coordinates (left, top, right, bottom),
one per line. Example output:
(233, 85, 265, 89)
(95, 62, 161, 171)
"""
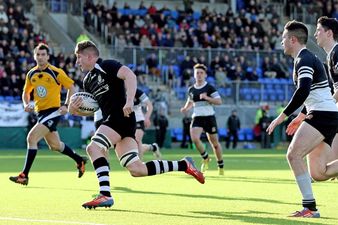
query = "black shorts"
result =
(191, 115, 218, 134)
(136, 121, 145, 131)
(102, 112, 136, 139)
(304, 111, 338, 146)
(37, 107, 60, 132)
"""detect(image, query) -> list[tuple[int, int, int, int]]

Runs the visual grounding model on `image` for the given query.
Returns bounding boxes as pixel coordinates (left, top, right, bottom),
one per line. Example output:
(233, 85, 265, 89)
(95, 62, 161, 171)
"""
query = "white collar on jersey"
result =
(94, 63, 107, 74)
(194, 81, 207, 89)
(294, 47, 307, 60)
(327, 43, 338, 61)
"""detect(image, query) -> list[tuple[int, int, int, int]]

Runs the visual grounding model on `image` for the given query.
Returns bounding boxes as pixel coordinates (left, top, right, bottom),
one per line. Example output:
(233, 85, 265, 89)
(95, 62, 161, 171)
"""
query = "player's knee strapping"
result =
(91, 133, 112, 150)
(119, 149, 139, 167)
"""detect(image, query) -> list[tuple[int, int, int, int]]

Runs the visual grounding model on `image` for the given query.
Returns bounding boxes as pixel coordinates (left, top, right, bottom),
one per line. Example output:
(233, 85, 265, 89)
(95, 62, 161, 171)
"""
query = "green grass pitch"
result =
(0, 148, 338, 225)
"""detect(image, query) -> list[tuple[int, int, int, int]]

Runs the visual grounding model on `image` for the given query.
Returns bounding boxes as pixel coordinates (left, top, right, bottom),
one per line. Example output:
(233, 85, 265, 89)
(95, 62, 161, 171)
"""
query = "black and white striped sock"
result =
(201, 151, 209, 160)
(302, 199, 317, 211)
(93, 157, 111, 197)
(217, 160, 224, 168)
(145, 160, 187, 176)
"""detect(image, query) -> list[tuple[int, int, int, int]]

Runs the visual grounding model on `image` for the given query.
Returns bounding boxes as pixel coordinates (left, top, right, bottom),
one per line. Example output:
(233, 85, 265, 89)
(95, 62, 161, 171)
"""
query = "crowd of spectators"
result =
(0, 0, 85, 99)
(4, 0, 331, 100)
(286, 0, 338, 23)
(83, 0, 283, 51)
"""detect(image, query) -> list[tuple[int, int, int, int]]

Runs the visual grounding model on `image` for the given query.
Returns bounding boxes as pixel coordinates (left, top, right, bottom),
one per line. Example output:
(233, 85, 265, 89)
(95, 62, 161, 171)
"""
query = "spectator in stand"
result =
(215, 66, 227, 87)
(153, 108, 169, 148)
(181, 111, 192, 148)
(225, 110, 241, 149)
(262, 56, 276, 78)
(0, 71, 10, 95)
(84, 7, 95, 32)
(180, 55, 194, 86)
(271, 56, 287, 79)
(259, 110, 271, 148)
(146, 53, 160, 77)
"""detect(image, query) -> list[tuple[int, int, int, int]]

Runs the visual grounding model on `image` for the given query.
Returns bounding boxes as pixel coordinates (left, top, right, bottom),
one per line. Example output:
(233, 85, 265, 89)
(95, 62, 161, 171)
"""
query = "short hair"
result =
(317, 16, 338, 41)
(75, 40, 99, 56)
(193, 63, 207, 72)
(284, 20, 308, 45)
(34, 43, 49, 55)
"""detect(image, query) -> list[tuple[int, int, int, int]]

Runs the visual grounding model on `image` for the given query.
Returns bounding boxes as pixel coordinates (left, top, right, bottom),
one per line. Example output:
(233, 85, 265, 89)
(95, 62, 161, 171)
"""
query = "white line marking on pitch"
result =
(0, 217, 110, 225)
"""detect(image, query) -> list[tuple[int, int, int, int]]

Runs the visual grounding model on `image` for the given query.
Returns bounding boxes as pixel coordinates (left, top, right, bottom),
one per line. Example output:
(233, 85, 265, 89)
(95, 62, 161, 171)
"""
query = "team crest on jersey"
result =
(334, 62, 338, 74)
(36, 86, 47, 98)
(47, 120, 53, 127)
(97, 74, 104, 85)
(212, 127, 216, 132)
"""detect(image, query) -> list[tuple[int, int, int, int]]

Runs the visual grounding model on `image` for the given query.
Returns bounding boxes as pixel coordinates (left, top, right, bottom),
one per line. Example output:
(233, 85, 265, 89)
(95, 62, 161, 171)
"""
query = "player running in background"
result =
(70, 40, 204, 209)
(267, 20, 338, 218)
(134, 88, 162, 159)
(180, 64, 224, 175)
(9, 43, 87, 186)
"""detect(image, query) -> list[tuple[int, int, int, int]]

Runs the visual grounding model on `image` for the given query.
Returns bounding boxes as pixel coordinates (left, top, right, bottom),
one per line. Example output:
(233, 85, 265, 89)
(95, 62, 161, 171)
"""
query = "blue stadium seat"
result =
(0, 96, 4, 102)
(163, 10, 171, 17)
(127, 63, 136, 70)
(174, 87, 187, 100)
(4, 96, 14, 102)
(139, 85, 151, 95)
(206, 76, 216, 86)
(256, 67, 263, 77)
(218, 87, 232, 97)
(193, 12, 201, 20)
(172, 65, 180, 77)
(244, 128, 254, 141)
(171, 11, 179, 19)
(218, 128, 227, 139)
(174, 128, 183, 141)
(161, 65, 169, 74)
(238, 129, 245, 141)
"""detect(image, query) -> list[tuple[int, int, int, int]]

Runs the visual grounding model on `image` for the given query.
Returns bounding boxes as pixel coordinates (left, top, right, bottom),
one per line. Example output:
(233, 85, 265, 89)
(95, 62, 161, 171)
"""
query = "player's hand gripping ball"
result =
(70, 92, 99, 116)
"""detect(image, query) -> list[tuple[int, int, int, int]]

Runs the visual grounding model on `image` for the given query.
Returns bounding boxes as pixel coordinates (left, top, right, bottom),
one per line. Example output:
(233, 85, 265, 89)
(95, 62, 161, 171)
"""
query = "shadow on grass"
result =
(24, 185, 297, 206)
(93, 208, 333, 224)
(203, 175, 295, 184)
(195, 210, 335, 225)
(112, 186, 297, 206)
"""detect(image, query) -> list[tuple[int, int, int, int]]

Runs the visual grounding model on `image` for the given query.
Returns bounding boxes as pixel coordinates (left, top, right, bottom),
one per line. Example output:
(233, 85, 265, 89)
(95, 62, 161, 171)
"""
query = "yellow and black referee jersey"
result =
(24, 63, 74, 112)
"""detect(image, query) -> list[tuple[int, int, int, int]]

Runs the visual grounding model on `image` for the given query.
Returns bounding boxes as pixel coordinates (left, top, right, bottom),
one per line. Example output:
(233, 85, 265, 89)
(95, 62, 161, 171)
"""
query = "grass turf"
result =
(0, 148, 337, 225)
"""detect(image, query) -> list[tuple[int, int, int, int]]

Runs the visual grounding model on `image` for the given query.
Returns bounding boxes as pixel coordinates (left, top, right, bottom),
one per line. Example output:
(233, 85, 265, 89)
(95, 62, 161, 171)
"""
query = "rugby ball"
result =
(70, 92, 99, 115)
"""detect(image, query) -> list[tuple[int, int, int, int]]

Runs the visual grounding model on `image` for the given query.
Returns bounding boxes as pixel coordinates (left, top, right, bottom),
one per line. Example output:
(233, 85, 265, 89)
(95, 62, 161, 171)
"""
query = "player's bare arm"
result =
(144, 100, 153, 128)
(60, 84, 76, 115)
(22, 90, 34, 112)
(117, 65, 137, 117)
(180, 99, 193, 113)
(266, 113, 286, 135)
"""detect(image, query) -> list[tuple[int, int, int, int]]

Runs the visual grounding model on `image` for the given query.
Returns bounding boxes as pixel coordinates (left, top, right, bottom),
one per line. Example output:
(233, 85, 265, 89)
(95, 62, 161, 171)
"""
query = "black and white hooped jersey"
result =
(83, 59, 125, 119)
(188, 82, 221, 117)
(293, 48, 337, 112)
(327, 43, 338, 91)
(134, 89, 149, 122)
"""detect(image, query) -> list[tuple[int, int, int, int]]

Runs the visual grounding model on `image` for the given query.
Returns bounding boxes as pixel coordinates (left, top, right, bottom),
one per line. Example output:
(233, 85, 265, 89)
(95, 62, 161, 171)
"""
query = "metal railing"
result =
(109, 46, 286, 68)
(45, 0, 83, 15)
